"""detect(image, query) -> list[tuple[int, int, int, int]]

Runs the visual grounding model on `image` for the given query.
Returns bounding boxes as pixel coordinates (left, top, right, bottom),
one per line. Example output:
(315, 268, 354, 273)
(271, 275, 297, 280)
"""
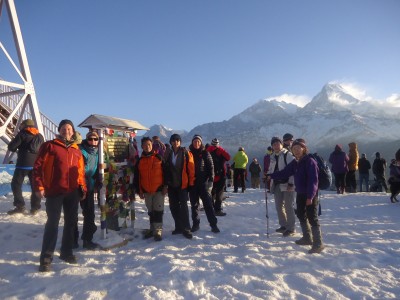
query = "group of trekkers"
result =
(5, 118, 400, 272)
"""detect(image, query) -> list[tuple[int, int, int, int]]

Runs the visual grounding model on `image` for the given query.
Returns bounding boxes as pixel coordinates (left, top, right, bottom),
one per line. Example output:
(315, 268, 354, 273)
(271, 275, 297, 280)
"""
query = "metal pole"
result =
(265, 182, 270, 238)
(98, 128, 107, 239)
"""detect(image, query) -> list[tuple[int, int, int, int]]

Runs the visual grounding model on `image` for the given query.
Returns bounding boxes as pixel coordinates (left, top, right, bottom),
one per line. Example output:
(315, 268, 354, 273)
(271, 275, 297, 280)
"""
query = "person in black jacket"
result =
(372, 152, 388, 192)
(189, 135, 220, 233)
(7, 119, 44, 215)
(358, 153, 371, 192)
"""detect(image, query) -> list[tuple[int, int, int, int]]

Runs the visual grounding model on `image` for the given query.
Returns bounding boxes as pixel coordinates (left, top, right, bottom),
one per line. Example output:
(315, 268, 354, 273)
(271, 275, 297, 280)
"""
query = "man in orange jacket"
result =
(33, 119, 86, 272)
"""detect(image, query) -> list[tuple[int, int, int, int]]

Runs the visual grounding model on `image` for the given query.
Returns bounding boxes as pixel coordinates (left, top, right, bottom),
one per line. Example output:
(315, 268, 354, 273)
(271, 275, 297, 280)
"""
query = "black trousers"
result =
(168, 187, 191, 231)
(190, 184, 217, 227)
(334, 172, 346, 191)
(296, 192, 320, 228)
(212, 178, 226, 212)
(233, 168, 246, 192)
(40, 190, 79, 265)
(11, 168, 41, 210)
(75, 190, 97, 243)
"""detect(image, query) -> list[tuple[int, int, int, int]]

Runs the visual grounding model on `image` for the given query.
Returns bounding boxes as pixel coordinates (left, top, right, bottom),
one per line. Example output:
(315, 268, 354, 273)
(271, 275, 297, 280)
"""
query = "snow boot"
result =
(295, 221, 312, 245)
(7, 206, 26, 215)
(308, 226, 325, 254)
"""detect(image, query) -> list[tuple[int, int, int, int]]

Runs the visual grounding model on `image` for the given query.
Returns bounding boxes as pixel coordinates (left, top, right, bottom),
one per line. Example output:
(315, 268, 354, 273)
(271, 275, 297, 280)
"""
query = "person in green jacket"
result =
(232, 147, 248, 193)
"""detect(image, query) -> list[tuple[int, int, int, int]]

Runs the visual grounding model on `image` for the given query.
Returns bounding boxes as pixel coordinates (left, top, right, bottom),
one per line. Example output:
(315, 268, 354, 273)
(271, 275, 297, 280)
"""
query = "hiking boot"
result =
(191, 224, 200, 232)
(39, 263, 51, 272)
(390, 196, 399, 203)
(182, 230, 193, 239)
(211, 225, 220, 233)
(308, 245, 325, 254)
(143, 229, 154, 239)
(7, 206, 26, 215)
(275, 226, 286, 233)
(282, 230, 295, 237)
(154, 232, 162, 241)
(172, 229, 183, 235)
(30, 208, 40, 215)
(59, 254, 78, 264)
(295, 237, 313, 245)
(215, 211, 227, 216)
(83, 240, 98, 250)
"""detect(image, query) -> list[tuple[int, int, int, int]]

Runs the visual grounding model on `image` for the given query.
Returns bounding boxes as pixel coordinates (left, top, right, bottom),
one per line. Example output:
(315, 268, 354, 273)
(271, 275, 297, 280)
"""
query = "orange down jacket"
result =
(137, 152, 165, 194)
(33, 138, 86, 197)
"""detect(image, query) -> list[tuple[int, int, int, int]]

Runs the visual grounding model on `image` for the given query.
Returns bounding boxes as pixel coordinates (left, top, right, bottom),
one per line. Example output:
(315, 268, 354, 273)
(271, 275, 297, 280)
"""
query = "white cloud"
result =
(266, 93, 310, 107)
(384, 93, 400, 107)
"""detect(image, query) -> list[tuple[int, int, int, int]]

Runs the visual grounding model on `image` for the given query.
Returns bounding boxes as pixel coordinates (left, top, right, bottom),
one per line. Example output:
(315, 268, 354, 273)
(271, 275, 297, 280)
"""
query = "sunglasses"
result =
(88, 138, 98, 141)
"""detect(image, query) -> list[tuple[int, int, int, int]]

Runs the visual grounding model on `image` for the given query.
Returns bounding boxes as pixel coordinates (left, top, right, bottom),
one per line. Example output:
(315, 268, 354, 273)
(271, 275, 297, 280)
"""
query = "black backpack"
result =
(309, 153, 332, 190)
(27, 134, 44, 154)
(210, 150, 225, 177)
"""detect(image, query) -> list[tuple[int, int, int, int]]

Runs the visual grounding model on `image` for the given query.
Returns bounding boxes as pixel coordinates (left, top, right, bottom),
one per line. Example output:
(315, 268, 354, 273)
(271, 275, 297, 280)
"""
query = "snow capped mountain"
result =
(145, 83, 400, 160)
(141, 124, 186, 143)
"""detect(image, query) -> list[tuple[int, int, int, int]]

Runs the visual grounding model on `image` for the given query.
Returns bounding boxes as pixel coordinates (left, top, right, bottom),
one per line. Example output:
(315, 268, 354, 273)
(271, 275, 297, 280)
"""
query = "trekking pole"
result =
(264, 181, 270, 238)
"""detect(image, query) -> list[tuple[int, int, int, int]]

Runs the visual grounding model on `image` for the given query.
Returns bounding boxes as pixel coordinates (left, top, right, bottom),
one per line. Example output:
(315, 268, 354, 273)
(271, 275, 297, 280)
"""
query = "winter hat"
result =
(271, 136, 283, 146)
(86, 131, 99, 139)
(21, 119, 35, 128)
(238, 146, 244, 151)
(283, 133, 293, 142)
(192, 134, 203, 144)
(292, 138, 307, 149)
(211, 138, 219, 146)
(361, 153, 366, 158)
(169, 133, 181, 143)
(58, 119, 75, 133)
(375, 152, 380, 158)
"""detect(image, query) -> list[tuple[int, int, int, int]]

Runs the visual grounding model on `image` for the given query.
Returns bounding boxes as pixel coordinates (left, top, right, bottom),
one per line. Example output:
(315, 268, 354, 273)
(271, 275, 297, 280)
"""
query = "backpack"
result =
(27, 134, 44, 154)
(210, 150, 225, 177)
(309, 153, 332, 190)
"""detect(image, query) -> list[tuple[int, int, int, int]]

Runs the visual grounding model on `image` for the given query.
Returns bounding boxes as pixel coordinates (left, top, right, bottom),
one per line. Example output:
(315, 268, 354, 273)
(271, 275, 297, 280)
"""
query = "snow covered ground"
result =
(0, 185, 399, 299)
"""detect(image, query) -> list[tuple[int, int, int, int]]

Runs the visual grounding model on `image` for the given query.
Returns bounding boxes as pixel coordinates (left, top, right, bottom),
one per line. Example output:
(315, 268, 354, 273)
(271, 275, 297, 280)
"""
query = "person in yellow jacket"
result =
(346, 142, 359, 193)
(233, 147, 249, 193)
(135, 137, 167, 241)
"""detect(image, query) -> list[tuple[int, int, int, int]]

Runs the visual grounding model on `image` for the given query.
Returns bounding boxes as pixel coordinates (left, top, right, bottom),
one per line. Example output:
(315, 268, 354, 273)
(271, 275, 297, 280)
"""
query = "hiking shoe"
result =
(275, 226, 286, 233)
(59, 254, 78, 264)
(182, 230, 193, 239)
(295, 237, 313, 245)
(282, 230, 295, 237)
(143, 230, 154, 239)
(390, 196, 399, 203)
(308, 245, 325, 254)
(30, 208, 40, 215)
(211, 225, 220, 233)
(154, 232, 162, 241)
(191, 224, 200, 232)
(172, 229, 183, 235)
(83, 240, 98, 250)
(7, 206, 26, 215)
(215, 211, 227, 216)
(38, 263, 51, 273)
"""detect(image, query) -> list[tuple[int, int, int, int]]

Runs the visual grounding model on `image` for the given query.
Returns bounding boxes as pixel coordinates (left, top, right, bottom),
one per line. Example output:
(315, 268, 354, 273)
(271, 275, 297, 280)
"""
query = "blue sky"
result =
(1, 0, 399, 132)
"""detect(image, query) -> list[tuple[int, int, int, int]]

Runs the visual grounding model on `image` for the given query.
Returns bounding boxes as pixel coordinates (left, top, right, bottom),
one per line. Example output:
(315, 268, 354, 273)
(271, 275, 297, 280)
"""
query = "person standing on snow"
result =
(269, 138, 325, 254)
(164, 134, 195, 239)
(268, 137, 296, 237)
(282, 133, 294, 152)
(232, 147, 248, 193)
(189, 135, 220, 233)
(372, 152, 388, 193)
(329, 144, 349, 194)
(7, 119, 44, 215)
(34, 119, 86, 272)
(249, 158, 262, 189)
(358, 153, 371, 192)
(207, 138, 231, 216)
(346, 142, 359, 193)
(135, 137, 167, 241)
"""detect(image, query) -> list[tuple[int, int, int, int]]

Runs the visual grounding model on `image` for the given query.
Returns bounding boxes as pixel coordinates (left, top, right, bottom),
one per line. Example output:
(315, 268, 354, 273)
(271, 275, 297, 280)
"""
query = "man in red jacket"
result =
(33, 119, 86, 272)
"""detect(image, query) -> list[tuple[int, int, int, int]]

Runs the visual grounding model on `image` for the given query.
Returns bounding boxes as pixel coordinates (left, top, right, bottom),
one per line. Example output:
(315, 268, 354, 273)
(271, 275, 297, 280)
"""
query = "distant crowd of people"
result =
(5, 119, 400, 272)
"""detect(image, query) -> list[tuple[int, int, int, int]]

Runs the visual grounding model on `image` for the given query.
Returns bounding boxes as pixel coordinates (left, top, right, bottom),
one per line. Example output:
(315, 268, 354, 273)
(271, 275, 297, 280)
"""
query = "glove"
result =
(206, 181, 213, 194)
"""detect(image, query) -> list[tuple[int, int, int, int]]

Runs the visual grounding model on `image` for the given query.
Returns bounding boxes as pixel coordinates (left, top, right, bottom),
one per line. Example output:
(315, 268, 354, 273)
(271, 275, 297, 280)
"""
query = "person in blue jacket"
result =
(269, 138, 325, 254)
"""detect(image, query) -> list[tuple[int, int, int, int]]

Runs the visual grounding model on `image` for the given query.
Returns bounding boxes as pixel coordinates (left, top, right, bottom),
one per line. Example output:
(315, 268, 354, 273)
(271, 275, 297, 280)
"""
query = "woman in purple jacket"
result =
(329, 144, 349, 194)
(269, 139, 325, 254)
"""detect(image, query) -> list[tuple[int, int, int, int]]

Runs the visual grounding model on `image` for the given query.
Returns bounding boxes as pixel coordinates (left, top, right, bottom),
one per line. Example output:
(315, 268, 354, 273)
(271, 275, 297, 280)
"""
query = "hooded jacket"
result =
(329, 145, 349, 174)
(348, 142, 359, 171)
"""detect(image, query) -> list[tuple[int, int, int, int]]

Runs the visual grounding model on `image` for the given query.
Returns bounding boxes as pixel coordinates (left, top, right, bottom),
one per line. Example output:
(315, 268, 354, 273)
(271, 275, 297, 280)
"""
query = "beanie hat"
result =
(86, 131, 99, 139)
(211, 138, 219, 146)
(169, 133, 181, 144)
(292, 138, 307, 149)
(271, 136, 283, 146)
(58, 119, 75, 133)
(361, 153, 366, 158)
(238, 146, 244, 151)
(21, 119, 35, 128)
(375, 152, 380, 158)
(192, 134, 203, 144)
(283, 133, 293, 141)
